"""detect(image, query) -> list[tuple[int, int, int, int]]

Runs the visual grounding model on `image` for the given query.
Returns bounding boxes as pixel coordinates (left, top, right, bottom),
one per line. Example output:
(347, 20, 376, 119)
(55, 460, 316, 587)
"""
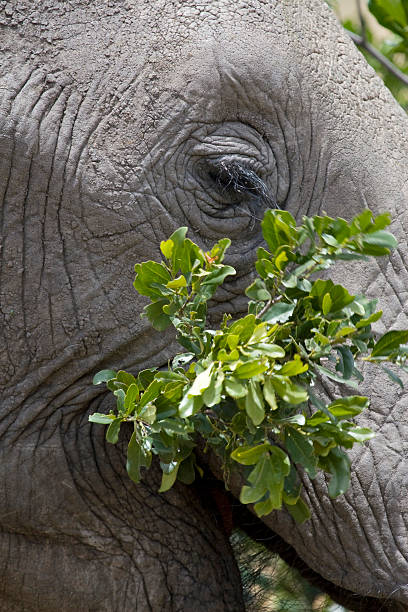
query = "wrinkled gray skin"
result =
(1, 0, 408, 610)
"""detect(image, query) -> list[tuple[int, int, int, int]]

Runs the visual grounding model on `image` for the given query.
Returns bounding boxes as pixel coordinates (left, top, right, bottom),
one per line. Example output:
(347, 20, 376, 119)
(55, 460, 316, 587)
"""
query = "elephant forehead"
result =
(3, 0, 347, 93)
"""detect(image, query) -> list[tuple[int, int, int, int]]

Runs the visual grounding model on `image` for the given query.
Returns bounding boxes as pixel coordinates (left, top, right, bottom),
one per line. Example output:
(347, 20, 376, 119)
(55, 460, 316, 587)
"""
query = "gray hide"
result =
(1, 0, 408, 610)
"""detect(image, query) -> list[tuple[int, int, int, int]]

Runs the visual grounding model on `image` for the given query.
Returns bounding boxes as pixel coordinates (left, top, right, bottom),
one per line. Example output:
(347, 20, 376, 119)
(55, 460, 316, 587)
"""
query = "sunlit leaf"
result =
(236, 359, 268, 379)
(371, 330, 408, 357)
(245, 380, 265, 425)
(89, 413, 115, 424)
(261, 302, 295, 324)
(159, 462, 180, 492)
(231, 443, 271, 465)
(93, 369, 117, 385)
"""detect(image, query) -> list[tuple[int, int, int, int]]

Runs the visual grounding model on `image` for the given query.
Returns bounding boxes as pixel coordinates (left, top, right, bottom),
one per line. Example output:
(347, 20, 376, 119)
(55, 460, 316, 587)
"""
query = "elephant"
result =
(1, 0, 408, 610)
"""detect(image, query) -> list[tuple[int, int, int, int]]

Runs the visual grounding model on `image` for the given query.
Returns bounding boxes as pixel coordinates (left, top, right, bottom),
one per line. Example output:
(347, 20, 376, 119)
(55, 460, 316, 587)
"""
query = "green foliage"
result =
(337, 0, 408, 110)
(90, 209, 408, 522)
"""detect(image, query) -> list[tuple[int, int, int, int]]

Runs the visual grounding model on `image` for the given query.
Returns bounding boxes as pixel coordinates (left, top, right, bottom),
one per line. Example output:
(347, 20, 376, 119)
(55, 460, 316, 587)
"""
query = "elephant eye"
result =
(207, 159, 269, 200)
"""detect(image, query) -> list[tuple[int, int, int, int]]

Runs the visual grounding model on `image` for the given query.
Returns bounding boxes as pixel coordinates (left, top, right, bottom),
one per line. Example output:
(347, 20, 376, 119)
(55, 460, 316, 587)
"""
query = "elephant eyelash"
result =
(207, 159, 280, 212)
(208, 159, 268, 198)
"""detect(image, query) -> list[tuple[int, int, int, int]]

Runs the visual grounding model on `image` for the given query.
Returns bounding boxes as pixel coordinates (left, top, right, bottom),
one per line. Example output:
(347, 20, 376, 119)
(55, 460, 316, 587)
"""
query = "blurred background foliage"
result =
(334, 0, 408, 109)
(231, 2, 408, 610)
(232, 530, 345, 612)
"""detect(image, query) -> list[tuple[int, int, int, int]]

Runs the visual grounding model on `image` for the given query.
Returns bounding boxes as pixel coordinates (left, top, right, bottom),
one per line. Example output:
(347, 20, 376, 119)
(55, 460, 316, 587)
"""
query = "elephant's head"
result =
(1, 1, 408, 610)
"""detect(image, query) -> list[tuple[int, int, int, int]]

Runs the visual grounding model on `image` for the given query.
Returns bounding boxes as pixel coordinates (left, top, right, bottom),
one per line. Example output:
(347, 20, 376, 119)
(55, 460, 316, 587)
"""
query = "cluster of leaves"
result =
(90, 209, 408, 523)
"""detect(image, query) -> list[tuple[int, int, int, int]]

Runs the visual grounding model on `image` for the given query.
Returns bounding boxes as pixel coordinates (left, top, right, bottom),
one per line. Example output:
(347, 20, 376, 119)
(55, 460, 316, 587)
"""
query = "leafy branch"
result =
(343, 0, 408, 91)
(90, 209, 408, 523)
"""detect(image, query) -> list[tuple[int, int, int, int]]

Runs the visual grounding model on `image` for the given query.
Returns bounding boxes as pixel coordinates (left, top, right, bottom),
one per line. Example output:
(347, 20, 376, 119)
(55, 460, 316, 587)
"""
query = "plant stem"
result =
(346, 30, 408, 87)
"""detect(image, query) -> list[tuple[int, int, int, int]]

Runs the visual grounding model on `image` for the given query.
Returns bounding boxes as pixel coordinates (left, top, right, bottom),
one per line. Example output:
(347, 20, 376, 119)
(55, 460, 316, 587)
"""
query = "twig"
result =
(346, 29, 408, 87)
(356, 0, 366, 42)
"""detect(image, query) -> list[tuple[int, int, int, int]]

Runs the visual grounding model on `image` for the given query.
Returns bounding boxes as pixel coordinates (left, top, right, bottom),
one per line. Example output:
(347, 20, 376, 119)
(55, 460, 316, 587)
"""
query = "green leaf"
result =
(217, 348, 239, 362)
(209, 237, 231, 263)
(139, 403, 156, 424)
(272, 377, 309, 404)
(159, 462, 180, 492)
(336, 346, 354, 380)
(382, 365, 404, 388)
(138, 379, 162, 409)
(228, 314, 257, 343)
(284, 428, 317, 478)
(263, 378, 277, 409)
(160, 238, 174, 259)
(261, 209, 297, 252)
(201, 265, 236, 294)
(188, 364, 214, 396)
(355, 310, 383, 329)
(93, 369, 117, 385)
(133, 261, 171, 299)
(114, 388, 126, 413)
(314, 364, 358, 388)
(245, 380, 265, 425)
(369, 0, 407, 37)
(167, 275, 187, 289)
(106, 418, 122, 444)
(88, 413, 115, 424)
(261, 302, 295, 324)
(137, 368, 157, 390)
(240, 483, 267, 505)
(284, 498, 311, 523)
(250, 343, 286, 359)
(275, 249, 289, 271)
(172, 353, 195, 368)
(178, 393, 203, 418)
(124, 383, 139, 414)
(177, 455, 196, 485)
(254, 496, 275, 517)
(202, 370, 224, 407)
(283, 463, 301, 505)
(306, 411, 330, 426)
(231, 443, 271, 465)
(371, 330, 408, 358)
(279, 355, 308, 376)
(116, 370, 138, 387)
(362, 230, 397, 250)
(346, 426, 375, 443)
(245, 278, 271, 301)
(235, 359, 268, 379)
(277, 414, 306, 426)
(311, 279, 355, 313)
(227, 334, 239, 351)
(158, 418, 192, 436)
(155, 371, 186, 383)
(126, 434, 142, 483)
(248, 321, 269, 343)
(224, 377, 248, 398)
(328, 396, 369, 419)
(126, 431, 150, 483)
(240, 454, 270, 504)
(319, 447, 351, 498)
(322, 292, 332, 315)
(168, 226, 188, 274)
